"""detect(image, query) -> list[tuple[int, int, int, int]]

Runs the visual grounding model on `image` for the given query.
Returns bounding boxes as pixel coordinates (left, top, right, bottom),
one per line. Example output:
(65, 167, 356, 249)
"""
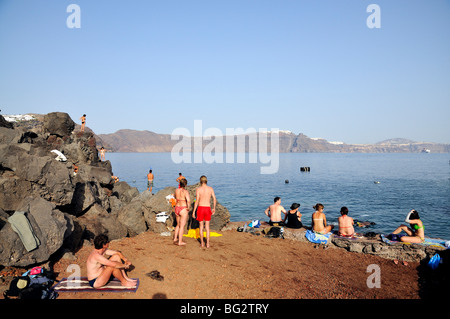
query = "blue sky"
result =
(0, 0, 449, 144)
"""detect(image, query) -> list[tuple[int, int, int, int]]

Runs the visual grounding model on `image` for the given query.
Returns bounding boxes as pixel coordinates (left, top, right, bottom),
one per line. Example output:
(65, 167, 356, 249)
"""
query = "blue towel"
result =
(381, 234, 447, 248)
(305, 230, 332, 244)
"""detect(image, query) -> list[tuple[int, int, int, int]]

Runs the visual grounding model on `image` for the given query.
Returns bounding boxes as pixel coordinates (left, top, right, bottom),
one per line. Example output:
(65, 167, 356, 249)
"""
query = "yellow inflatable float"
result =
(183, 228, 222, 238)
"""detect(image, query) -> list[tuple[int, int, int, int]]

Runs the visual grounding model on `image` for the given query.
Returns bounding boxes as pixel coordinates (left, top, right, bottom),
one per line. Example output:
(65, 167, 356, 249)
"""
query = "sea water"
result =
(106, 152, 450, 239)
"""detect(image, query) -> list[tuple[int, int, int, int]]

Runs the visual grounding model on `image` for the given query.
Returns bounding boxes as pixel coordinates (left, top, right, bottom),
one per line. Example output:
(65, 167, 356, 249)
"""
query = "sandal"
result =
(146, 270, 164, 281)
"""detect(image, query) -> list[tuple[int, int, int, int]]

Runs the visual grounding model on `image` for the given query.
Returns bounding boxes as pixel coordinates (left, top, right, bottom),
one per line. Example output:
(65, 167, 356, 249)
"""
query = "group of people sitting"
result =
(264, 197, 425, 241)
(264, 197, 355, 237)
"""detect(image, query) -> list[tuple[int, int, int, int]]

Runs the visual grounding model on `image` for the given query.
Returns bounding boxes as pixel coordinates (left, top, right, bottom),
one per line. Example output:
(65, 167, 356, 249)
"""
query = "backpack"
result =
(3, 276, 31, 299)
(3, 268, 58, 300)
(264, 226, 284, 239)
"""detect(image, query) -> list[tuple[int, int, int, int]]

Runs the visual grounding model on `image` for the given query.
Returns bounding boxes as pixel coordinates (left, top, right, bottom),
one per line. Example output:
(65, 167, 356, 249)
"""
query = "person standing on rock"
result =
(173, 178, 190, 246)
(193, 175, 216, 248)
(147, 169, 154, 193)
(80, 114, 86, 132)
(176, 172, 186, 188)
(99, 147, 106, 161)
(86, 234, 137, 288)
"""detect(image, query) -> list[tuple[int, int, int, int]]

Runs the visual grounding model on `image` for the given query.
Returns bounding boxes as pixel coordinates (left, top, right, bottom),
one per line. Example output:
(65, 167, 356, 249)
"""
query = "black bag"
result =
(19, 284, 58, 299)
(3, 276, 31, 299)
(264, 226, 283, 238)
(3, 268, 58, 300)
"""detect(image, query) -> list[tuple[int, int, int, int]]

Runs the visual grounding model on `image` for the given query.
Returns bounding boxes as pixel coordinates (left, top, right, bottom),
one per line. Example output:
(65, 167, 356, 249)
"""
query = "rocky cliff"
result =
(98, 130, 450, 153)
(0, 113, 230, 267)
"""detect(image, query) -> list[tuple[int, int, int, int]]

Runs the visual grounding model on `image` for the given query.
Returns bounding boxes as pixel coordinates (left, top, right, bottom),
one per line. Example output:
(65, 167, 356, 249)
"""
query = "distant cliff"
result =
(97, 130, 450, 153)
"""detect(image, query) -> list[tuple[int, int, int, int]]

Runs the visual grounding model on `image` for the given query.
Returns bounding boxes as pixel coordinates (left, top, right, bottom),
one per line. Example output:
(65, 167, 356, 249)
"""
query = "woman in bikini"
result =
(338, 206, 355, 237)
(173, 178, 190, 246)
(80, 114, 86, 132)
(311, 203, 334, 234)
(391, 210, 425, 243)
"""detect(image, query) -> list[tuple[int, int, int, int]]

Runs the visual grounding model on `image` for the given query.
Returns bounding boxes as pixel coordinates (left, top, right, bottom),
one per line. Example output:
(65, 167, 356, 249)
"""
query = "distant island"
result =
(4, 114, 449, 153)
(96, 129, 450, 154)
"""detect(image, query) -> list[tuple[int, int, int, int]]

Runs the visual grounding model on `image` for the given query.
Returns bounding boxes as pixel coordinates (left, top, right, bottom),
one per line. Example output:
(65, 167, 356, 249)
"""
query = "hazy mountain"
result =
(97, 130, 450, 153)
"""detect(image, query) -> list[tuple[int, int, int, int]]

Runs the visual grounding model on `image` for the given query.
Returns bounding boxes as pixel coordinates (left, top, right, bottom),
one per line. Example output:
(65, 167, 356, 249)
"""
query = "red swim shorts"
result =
(196, 206, 212, 221)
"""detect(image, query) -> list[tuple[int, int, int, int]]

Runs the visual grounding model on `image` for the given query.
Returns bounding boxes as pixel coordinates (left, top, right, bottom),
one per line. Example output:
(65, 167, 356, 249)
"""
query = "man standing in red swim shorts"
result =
(193, 175, 216, 248)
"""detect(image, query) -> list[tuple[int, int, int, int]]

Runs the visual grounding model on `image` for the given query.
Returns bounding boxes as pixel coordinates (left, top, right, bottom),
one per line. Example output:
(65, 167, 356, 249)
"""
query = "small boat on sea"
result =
(421, 148, 431, 153)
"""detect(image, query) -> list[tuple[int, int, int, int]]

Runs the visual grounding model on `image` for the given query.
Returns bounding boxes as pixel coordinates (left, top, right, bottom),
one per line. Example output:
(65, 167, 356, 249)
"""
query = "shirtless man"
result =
(176, 173, 186, 187)
(147, 169, 154, 193)
(86, 234, 137, 288)
(264, 197, 287, 226)
(193, 175, 216, 248)
(80, 114, 86, 132)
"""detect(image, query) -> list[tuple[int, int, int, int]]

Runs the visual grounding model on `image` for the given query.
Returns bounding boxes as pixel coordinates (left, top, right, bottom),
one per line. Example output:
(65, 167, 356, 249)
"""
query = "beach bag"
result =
(428, 253, 441, 270)
(19, 283, 58, 299)
(264, 226, 283, 238)
(3, 268, 58, 299)
(3, 276, 31, 299)
(248, 220, 261, 228)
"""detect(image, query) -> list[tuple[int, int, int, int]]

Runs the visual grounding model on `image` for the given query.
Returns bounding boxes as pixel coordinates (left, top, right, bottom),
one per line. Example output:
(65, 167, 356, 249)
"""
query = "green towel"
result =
(8, 211, 40, 252)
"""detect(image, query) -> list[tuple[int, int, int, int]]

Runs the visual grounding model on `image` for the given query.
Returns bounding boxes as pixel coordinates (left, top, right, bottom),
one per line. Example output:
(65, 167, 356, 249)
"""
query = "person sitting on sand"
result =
(264, 197, 287, 226)
(173, 178, 190, 246)
(86, 234, 137, 288)
(390, 209, 425, 243)
(283, 203, 302, 229)
(311, 203, 334, 234)
(338, 206, 355, 237)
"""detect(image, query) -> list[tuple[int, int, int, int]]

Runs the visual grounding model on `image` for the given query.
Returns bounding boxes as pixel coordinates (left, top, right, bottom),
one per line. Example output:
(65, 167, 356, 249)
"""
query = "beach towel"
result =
(8, 211, 40, 252)
(305, 230, 332, 245)
(381, 234, 447, 249)
(52, 277, 139, 293)
(50, 149, 67, 162)
(183, 228, 223, 239)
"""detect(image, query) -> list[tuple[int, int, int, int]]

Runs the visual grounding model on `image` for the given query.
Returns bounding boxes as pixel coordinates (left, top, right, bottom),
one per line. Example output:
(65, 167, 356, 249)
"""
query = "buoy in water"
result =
(285, 179, 289, 184)
(300, 167, 310, 172)
(374, 181, 380, 184)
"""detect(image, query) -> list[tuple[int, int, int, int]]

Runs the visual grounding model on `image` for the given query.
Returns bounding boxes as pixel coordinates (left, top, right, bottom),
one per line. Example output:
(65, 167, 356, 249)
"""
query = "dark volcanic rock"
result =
(0, 113, 137, 267)
(0, 112, 232, 268)
(43, 112, 75, 137)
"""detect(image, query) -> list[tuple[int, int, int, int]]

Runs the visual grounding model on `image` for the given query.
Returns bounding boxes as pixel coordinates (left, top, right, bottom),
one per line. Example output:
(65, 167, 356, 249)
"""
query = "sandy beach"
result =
(50, 228, 421, 300)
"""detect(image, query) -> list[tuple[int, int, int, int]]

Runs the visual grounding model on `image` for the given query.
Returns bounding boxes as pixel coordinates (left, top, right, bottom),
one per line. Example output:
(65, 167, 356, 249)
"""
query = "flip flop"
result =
(393, 259, 399, 265)
(402, 261, 408, 266)
(146, 270, 164, 281)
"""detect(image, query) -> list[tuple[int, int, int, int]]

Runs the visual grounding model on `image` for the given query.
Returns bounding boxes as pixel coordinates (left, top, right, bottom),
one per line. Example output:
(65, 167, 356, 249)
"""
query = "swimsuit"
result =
(312, 216, 325, 233)
(147, 180, 154, 188)
(412, 223, 425, 241)
(286, 211, 302, 229)
(88, 277, 97, 288)
(269, 221, 284, 226)
(338, 215, 354, 237)
(175, 206, 187, 216)
(196, 206, 212, 221)
(174, 199, 187, 216)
